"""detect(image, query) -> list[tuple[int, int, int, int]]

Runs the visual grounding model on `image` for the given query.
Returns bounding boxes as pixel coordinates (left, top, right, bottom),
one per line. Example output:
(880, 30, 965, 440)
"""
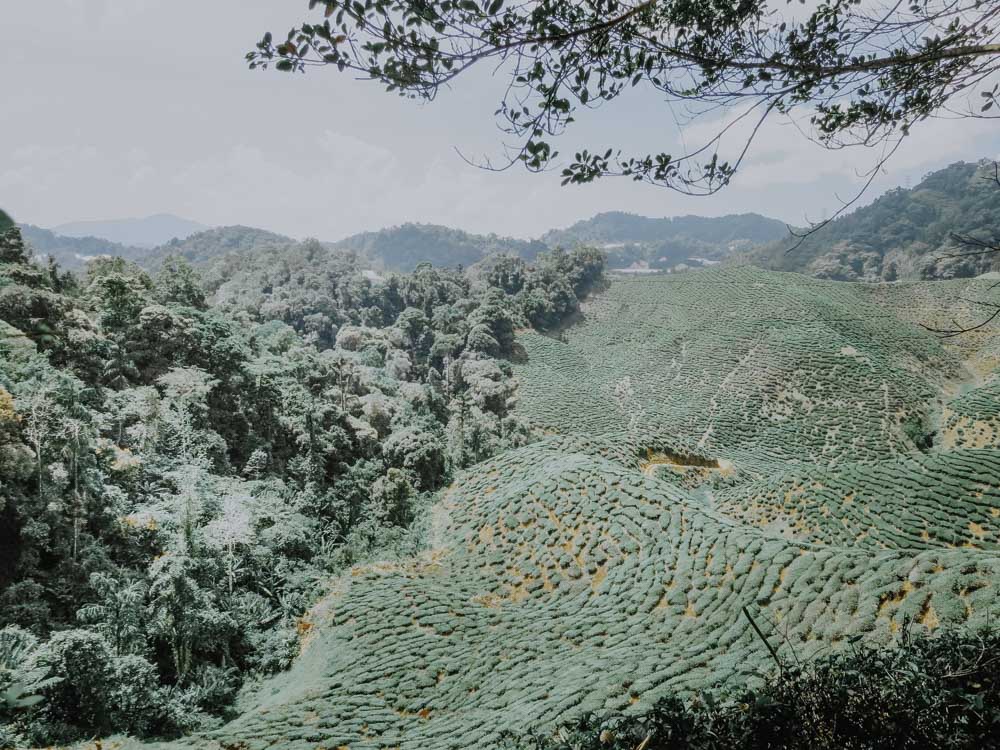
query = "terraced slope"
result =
(515, 267, 961, 466)
(133, 268, 1000, 750)
(715, 450, 1000, 550)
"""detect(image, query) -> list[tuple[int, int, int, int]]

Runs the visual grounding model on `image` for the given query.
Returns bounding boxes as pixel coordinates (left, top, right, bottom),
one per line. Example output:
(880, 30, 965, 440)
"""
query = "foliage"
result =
(17, 223, 144, 271)
(141, 225, 293, 271)
(502, 626, 1000, 750)
(0, 224, 605, 743)
(335, 222, 548, 271)
(32, 629, 116, 736)
(248, 1, 1000, 195)
(747, 160, 1000, 281)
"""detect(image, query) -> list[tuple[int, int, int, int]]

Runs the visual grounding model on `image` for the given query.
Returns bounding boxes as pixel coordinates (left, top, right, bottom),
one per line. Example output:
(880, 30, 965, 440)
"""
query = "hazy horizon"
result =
(5, 1, 1000, 240)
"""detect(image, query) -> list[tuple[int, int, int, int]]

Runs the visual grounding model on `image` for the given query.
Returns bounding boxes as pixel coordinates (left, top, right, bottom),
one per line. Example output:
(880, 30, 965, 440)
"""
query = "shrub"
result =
(107, 654, 162, 736)
(0, 625, 40, 676)
(34, 629, 114, 736)
(503, 627, 1000, 750)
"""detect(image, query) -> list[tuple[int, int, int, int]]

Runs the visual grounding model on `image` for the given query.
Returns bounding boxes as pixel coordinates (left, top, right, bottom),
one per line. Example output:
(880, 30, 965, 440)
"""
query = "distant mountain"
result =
(24, 162, 998, 284)
(18, 223, 146, 269)
(52, 213, 209, 248)
(746, 160, 1000, 281)
(334, 223, 548, 271)
(542, 211, 788, 271)
(14, 224, 290, 274)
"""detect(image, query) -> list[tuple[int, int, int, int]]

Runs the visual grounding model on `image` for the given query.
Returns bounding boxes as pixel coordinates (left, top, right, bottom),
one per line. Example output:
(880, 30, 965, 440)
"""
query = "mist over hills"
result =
(18, 223, 147, 269)
(22, 213, 786, 275)
(52, 213, 208, 248)
(17, 160, 1000, 280)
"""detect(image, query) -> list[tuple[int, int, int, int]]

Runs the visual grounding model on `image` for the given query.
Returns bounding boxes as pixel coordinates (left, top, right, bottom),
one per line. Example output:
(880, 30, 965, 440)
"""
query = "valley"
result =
(119, 268, 1000, 750)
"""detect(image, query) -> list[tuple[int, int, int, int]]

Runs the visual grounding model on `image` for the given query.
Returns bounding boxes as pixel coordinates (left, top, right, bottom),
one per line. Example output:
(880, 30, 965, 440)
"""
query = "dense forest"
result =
(0, 222, 604, 747)
(335, 223, 550, 271)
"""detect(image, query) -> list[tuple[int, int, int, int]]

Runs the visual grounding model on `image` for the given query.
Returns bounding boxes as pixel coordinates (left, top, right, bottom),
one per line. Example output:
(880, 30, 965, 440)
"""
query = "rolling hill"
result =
(124, 267, 1000, 750)
(138, 225, 294, 270)
(334, 223, 549, 271)
(17, 160, 1000, 281)
(17, 212, 789, 277)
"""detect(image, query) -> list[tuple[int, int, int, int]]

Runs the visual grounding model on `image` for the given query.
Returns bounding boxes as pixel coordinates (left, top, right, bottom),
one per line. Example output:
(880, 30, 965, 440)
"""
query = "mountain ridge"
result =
(17, 160, 1000, 279)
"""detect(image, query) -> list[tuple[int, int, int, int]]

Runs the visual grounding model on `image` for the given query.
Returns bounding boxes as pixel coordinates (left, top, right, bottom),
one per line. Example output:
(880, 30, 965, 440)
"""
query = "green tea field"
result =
(133, 268, 1000, 750)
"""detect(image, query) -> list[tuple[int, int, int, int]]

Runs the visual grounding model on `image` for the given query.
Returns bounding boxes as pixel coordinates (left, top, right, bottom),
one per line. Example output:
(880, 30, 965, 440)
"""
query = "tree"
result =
(249, 0, 1000, 211)
(34, 629, 115, 735)
(202, 491, 254, 595)
(486, 255, 528, 296)
(147, 554, 234, 683)
(85, 258, 153, 335)
(369, 468, 415, 527)
(155, 368, 220, 552)
(155, 255, 208, 311)
(76, 573, 147, 657)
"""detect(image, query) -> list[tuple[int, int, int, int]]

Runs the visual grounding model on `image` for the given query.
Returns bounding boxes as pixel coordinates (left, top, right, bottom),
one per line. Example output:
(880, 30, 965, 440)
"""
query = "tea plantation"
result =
(127, 268, 1000, 750)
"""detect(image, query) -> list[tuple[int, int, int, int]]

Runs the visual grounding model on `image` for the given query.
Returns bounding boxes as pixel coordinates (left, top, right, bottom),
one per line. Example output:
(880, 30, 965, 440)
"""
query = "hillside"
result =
(139, 225, 294, 270)
(52, 213, 208, 248)
(748, 160, 1000, 281)
(543, 211, 788, 271)
(18, 223, 146, 268)
(334, 223, 549, 271)
(124, 267, 1000, 750)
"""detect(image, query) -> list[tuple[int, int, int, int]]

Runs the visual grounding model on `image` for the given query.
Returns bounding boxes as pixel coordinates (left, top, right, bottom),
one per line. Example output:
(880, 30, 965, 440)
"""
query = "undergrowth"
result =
(502, 625, 1000, 750)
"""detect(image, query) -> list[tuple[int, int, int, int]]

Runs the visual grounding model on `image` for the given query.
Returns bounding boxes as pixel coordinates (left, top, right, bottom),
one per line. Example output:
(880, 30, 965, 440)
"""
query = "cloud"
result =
(3, 0, 999, 238)
(677, 100, 999, 193)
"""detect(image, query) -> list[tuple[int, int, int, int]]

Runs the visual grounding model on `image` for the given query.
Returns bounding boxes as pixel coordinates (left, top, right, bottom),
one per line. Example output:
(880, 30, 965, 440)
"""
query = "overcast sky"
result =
(3, 0, 999, 241)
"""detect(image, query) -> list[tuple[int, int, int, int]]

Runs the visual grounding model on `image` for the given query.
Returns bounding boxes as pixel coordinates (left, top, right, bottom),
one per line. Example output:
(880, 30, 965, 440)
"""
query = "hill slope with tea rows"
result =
(134, 267, 1000, 750)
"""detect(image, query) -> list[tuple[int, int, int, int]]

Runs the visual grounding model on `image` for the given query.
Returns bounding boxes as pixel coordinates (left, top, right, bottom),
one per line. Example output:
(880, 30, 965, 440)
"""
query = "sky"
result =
(3, 0, 999, 242)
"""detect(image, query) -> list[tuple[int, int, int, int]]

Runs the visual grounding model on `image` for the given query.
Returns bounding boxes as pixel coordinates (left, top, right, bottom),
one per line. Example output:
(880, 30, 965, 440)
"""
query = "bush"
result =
(107, 654, 162, 736)
(35, 629, 114, 736)
(25, 631, 184, 741)
(503, 627, 1000, 750)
